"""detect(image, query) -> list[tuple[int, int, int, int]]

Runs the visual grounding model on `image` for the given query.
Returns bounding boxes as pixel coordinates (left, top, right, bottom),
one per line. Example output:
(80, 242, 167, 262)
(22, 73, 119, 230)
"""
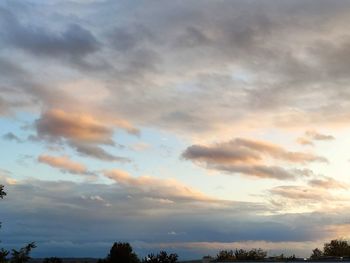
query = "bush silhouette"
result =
(142, 251, 178, 263)
(99, 242, 140, 263)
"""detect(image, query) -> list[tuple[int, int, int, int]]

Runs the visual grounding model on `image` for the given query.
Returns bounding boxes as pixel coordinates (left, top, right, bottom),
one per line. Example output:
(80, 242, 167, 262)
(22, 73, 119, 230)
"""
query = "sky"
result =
(1, 0, 350, 260)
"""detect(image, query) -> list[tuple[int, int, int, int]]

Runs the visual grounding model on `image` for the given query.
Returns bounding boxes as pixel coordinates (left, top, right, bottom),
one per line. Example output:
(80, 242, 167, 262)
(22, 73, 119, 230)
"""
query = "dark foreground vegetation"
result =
(2, 184, 350, 262)
(213, 239, 350, 261)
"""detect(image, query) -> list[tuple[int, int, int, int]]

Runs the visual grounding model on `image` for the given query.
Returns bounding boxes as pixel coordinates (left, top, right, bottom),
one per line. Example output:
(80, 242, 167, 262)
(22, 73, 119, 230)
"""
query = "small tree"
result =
(0, 186, 5, 199)
(235, 249, 249, 260)
(101, 242, 140, 263)
(323, 239, 350, 257)
(10, 242, 36, 263)
(142, 251, 178, 263)
(0, 249, 9, 263)
(216, 250, 235, 261)
(246, 248, 267, 260)
(310, 248, 323, 259)
(0, 186, 8, 263)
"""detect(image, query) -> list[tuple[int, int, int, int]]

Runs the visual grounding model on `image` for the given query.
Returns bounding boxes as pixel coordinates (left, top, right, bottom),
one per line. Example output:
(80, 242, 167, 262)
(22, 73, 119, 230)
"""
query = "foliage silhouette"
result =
(323, 239, 350, 257)
(310, 248, 323, 259)
(310, 239, 350, 259)
(10, 243, 36, 263)
(216, 250, 235, 261)
(99, 242, 140, 263)
(216, 248, 267, 261)
(0, 186, 5, 199)
(0, 249, 9, 263)
(142, 251, 178, 263)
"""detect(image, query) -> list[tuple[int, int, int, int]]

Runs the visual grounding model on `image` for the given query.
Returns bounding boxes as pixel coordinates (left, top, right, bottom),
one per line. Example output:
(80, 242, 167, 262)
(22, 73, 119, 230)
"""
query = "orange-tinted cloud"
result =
(34, 109, 136, 161)
(182, 138, 326, 180)
(104, 169, 213, 202)
(70, 142, 130, 162)
(36, 109, 115, 145)
(308, 177, 347, 189)
(269, 185, 326, 201)
(297, 130, 335, 146)
(183, 138, 327, 165)
(38, 154, 87, 175)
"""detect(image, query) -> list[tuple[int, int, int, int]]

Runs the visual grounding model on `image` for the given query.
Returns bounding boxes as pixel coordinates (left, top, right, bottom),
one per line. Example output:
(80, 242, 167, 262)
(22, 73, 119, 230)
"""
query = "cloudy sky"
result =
(1, 0, 350, 260)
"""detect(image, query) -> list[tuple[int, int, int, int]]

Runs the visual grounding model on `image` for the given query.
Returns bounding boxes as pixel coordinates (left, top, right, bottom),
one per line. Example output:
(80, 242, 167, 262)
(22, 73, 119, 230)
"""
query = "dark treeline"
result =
(310, 239, 350, 260)
(214, 249, 297, 261)
(216, 249, 267, 261)
(213, 239, 350, 261)
(97, 242, 178, 263)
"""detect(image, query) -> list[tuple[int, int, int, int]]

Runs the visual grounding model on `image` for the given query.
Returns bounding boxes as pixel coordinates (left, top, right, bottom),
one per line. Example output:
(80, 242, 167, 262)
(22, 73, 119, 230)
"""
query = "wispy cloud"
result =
(297, 130, 335, 146)
(2, 132, 22, 143)
(38, 154, 88, 175)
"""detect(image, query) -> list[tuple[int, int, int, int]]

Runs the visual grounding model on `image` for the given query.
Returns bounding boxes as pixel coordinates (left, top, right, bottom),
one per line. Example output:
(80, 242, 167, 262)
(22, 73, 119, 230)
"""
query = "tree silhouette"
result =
(0, 185, 8, 263)
(216, 250, 235, 261)
(323, 239, 350, 257)
(0, 186, 5, 199)
(142, 251, 178, 263)
(310, 248, 323, 259)
(99, 242, 140, 263)
(10, 243, 36, 263)
(216, 248, 267, 261)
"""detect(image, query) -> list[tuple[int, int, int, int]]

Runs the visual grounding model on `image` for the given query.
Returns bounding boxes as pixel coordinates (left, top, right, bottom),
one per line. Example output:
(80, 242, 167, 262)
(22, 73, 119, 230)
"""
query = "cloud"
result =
(104, 169, 214, 202)
(182, 138, 326, 180)
(0, 8, 99, 60)
(34, 109, 134, 162)
(268, 182, 350, 213)
(2, 1, 350, 138)
(269, 186, 328, 201)
(305, 131, 335, 141)
(38, 154, 88, 175)
(2, 132, 22, 143)
(2, 175, 350, 259)
(296, 138, 314, 146)
(297, 130, 335, 146)
(0, 96, 10, 115)
(308, 177, 347, 190)
(129, 142, 151, 151)
(36, 109, 115, 145)
(70, 142, 130, 162)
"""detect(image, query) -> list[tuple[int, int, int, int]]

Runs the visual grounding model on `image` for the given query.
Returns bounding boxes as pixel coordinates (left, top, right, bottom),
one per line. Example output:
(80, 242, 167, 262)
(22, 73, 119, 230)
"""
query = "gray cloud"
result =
(305, 131, 335, 141)
(308, 177, 347, 190)
(2, 132, 22, 143)
(71, 142, 130, 162)
(0, 7, 99, 59)
(1, 1, 350, 135)
(297, 131, 335, 146)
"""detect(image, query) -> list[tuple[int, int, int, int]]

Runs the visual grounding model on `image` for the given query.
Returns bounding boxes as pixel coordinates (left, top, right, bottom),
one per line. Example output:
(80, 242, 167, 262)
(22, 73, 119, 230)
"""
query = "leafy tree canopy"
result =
(216, 248, 267, 261)
(142, 251, 178, 263)
(99, 242, 140, 263)
(0, 186, 5, 199)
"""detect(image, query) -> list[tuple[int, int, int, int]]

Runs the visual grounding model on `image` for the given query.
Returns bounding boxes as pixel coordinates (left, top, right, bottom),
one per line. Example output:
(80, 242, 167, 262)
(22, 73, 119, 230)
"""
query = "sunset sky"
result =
(2, 0, 350, 260)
